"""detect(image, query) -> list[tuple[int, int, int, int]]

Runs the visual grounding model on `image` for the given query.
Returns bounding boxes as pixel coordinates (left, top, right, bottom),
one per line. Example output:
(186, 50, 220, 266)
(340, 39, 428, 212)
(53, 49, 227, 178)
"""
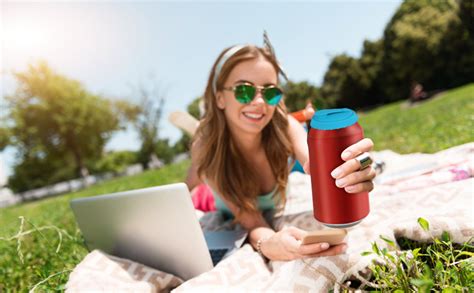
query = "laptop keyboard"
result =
(209, 248, 228, 266)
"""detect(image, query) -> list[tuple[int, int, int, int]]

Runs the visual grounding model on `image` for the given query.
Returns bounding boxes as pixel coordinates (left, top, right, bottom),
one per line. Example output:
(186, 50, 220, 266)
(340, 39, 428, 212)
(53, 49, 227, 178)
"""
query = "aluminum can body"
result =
(308, 109, 370, 228)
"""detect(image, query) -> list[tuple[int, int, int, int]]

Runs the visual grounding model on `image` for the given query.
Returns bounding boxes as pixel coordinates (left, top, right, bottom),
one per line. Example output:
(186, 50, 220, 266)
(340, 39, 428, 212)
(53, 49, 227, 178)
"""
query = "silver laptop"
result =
(70, 183, 247, 280)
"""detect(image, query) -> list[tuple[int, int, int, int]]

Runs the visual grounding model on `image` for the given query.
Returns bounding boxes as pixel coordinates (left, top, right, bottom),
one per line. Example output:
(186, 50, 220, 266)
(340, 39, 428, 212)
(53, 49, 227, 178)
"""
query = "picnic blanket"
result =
(66, 143, 473, 292)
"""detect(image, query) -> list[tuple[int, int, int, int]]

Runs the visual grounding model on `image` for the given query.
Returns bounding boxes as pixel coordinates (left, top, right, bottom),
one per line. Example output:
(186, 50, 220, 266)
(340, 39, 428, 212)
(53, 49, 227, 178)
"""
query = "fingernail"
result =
(342, 151, 351, 160)
(331, 168, 341, 178)
(321, 243, 330, 250)
(341, 244, 347, 252)
(335, 178, 346, 187)
(345, 186, 356, 192)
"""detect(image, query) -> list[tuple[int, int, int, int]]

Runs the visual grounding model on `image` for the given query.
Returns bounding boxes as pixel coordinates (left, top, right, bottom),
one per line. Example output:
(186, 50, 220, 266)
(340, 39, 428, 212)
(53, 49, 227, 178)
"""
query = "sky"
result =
(0, 0, 402, 177)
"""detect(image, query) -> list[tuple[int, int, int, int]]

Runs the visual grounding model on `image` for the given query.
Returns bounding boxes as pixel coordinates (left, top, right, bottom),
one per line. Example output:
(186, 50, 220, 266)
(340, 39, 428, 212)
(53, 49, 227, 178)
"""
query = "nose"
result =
(250, 89, 265, 105)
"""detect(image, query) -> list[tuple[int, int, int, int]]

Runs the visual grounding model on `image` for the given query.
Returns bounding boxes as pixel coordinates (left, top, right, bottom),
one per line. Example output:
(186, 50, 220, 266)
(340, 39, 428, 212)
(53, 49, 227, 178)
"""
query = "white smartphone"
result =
(301, 229, 347, 246)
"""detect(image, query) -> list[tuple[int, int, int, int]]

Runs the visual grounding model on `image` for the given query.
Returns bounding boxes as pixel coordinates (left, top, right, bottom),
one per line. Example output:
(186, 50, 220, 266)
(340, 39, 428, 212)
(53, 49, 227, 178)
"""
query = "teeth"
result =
(243, 112, 263, 119)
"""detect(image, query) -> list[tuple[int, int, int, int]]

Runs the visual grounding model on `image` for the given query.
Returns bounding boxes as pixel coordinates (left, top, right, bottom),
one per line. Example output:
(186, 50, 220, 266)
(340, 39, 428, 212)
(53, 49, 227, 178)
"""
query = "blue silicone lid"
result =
(310, 108, 358, 130)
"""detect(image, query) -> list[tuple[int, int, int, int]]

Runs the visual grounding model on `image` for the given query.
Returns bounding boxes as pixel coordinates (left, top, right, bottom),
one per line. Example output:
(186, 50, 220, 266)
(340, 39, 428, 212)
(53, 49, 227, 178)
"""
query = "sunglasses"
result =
(223, 83, 283, 106)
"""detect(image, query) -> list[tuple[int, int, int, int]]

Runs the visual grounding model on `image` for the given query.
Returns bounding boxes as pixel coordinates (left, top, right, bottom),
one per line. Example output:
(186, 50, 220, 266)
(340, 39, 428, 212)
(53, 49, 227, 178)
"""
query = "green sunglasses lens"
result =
(263, 87, 283, 105)
(234, 84, 255, 104)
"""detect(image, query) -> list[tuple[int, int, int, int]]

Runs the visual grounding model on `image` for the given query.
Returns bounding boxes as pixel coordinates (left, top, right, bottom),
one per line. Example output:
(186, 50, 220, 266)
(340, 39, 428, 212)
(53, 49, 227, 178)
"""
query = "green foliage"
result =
(187, 97, 202, 120)
(0, 160, 190, 291)
(359, 84, 474, 154)
(283, 81, 325, 112)
(0, 126, 10, 151)
(8, 154, 77, 193)
(381, 0, 474, 101)
(320, 39, 384, 109)
(91, 150, 138, 174)
(3, 61, 137, 191)
(155, 138, 175, 164)
(418, 217, 430, 231)
(320, 54, 357, 107)
(134, 84, 165, 169)
(321, 0, 474, 108)
(320, 54, 370, 109)
(172, 133, 192, 154)
(354, 218, 473, 292)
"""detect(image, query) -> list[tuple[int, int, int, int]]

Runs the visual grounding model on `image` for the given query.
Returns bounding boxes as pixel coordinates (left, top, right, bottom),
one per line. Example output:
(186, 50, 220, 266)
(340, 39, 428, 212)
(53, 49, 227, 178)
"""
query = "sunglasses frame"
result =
(222, 83, 284, 106)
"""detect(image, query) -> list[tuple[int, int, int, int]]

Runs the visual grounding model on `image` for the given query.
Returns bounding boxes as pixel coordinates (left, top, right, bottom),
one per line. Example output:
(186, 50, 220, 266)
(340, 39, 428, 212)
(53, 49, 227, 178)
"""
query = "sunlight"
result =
(3, 13, 54, 57)
(4, 23, 50, 52)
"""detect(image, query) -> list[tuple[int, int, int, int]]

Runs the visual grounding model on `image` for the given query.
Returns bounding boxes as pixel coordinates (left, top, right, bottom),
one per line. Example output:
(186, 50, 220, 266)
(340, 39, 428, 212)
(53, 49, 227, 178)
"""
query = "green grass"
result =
(0, 160, 190, 292)
(359, 83, 474, 154)
(0, 84, 473, 291)
(344, 218, 474, 292)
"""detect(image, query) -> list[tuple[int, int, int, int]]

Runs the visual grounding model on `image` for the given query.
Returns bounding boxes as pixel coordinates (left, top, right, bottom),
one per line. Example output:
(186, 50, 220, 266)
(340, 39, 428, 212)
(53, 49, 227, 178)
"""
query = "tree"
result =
(380, 0, 469, 101)
(318, 0, 472, 107)
(133, 83, 166, 168)
(283, 81, 325, 112)
(356, 39, 384, 107)
(4, 61, 137, 191)
(91, 150, 138, 174)
(155, 139, 175, 164)
(8, 153, 77, 193)
(172, 133, 192, 154)
(0, 126, 10, 151)
(429, 0, 474, 90)
(187, 96, 202, 120)
(320, 54, 361, 108)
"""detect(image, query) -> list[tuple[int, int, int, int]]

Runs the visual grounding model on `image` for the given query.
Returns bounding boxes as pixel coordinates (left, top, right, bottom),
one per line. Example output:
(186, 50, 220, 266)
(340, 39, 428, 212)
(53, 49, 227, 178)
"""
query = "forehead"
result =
(225, 57, 278, 85)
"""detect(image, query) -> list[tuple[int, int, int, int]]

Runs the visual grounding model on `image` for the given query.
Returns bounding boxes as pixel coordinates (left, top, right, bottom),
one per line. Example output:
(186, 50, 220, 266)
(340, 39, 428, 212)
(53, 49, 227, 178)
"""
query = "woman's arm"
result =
(207, 186, 346, 261)
(287, 114, 309, 166)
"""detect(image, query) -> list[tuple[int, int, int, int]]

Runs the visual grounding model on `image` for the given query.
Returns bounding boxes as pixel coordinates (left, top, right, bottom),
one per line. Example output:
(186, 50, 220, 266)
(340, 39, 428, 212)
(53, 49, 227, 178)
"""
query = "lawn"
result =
(0, 84, 473, 291)
(0, 160, 190, 291)
(359, 83, 474, 154)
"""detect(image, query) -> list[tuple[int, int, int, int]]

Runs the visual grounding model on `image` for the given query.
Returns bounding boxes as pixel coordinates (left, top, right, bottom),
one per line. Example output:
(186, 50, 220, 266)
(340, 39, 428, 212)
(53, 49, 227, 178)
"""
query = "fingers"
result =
(279, 227, 348, 260)
(331, 155, 374, 180)
(344, 181, 374, 193)
(285, 226, 307, 241)
(340, 138, 374, 161)
(297, 242, 331, 255)
(334, 166, 376, 189)
(304, 243, 347, 258)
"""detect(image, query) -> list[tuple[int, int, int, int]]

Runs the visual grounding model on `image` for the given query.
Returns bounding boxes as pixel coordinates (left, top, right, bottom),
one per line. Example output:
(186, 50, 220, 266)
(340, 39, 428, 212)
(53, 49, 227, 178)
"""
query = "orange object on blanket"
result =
(290, 103, 316, 123)
(192, 184, 216, 212)
(290, 109, 308, 122)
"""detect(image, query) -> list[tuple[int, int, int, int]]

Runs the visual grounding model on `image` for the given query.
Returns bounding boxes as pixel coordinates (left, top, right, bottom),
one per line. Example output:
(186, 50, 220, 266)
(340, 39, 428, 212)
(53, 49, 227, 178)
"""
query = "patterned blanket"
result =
(66, 143, 473, 292)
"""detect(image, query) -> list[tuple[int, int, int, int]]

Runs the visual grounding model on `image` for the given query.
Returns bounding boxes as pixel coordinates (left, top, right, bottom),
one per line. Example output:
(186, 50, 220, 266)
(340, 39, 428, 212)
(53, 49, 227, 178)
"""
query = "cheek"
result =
(267, 106, 277, 120)
(222, 100, 242, 119)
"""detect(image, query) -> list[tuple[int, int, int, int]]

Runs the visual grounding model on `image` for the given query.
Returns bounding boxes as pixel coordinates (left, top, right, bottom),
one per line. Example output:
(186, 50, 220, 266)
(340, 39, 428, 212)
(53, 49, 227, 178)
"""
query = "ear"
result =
(216, 92, 225, 110)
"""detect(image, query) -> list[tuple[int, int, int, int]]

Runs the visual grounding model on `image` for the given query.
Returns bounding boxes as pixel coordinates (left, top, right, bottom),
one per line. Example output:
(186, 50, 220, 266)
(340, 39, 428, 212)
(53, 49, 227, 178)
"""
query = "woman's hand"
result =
(259, 227, 347, 261)
(331, 138, 376, 193)
(303, 138, 376, 193)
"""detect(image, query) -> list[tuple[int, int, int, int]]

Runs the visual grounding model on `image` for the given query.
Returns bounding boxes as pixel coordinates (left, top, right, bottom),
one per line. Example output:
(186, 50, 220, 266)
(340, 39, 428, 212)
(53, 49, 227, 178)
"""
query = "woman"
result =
(186, 43, 376, 261)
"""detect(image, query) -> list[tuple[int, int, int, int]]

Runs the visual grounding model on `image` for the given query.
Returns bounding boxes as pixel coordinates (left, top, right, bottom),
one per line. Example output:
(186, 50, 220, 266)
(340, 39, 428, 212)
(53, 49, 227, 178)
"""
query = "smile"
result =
(243, 112, 264, 120)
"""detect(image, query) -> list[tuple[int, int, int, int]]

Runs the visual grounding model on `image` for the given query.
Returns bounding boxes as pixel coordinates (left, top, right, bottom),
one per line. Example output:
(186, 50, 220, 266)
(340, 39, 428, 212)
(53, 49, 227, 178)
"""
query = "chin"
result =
(240, 120, 272, 135)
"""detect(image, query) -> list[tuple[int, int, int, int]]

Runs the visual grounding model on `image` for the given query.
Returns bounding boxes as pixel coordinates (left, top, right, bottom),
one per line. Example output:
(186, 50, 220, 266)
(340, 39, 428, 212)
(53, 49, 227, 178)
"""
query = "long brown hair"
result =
(194, 45, 293, 219)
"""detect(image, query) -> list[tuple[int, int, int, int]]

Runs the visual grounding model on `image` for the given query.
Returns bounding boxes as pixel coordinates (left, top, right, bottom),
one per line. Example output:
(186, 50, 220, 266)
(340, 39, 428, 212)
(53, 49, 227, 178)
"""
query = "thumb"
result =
(286, 227, 308, 241)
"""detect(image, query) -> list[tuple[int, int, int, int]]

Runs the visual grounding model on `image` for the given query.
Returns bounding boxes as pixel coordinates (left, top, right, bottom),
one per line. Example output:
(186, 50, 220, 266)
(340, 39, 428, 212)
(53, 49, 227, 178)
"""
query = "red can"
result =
(307, 108, 370, 228)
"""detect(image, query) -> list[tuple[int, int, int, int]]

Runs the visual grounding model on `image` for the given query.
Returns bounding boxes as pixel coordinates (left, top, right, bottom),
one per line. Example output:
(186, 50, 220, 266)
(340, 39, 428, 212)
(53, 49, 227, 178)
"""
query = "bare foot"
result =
(304, 103, 315, 120)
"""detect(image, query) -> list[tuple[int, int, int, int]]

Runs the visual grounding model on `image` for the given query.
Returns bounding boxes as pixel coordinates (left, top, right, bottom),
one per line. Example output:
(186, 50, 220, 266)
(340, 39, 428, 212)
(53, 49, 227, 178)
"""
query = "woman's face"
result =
(216, 56, 279, 136)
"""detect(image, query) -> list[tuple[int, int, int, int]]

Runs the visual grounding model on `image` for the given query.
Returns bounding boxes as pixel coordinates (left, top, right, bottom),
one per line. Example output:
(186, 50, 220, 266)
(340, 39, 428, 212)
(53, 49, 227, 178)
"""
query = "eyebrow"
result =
(234, 80, 277, 87)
